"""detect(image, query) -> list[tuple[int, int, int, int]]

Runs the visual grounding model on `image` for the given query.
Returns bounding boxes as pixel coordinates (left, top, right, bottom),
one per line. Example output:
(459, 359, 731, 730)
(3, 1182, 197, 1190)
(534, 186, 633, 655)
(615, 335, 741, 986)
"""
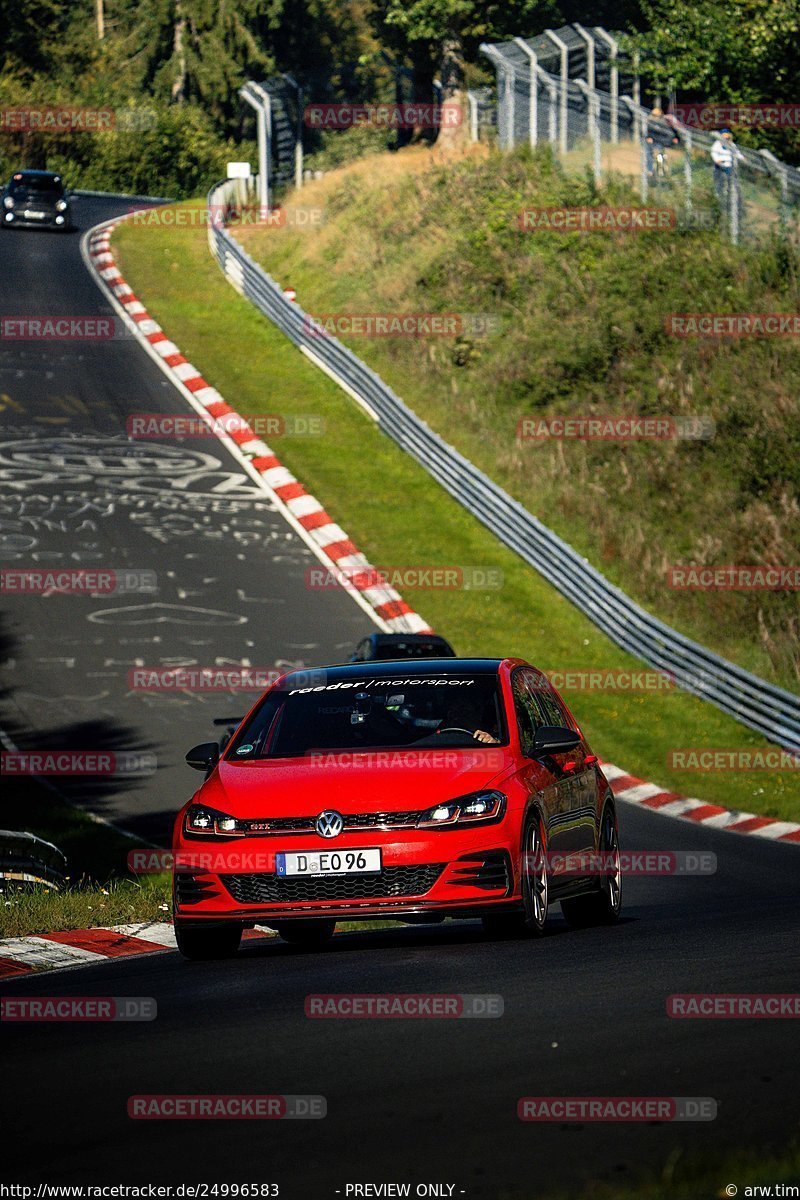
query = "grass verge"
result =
(0, 776, 168, 939)
(530, 1141, 800, 1200)
(112, 201, 799, 823)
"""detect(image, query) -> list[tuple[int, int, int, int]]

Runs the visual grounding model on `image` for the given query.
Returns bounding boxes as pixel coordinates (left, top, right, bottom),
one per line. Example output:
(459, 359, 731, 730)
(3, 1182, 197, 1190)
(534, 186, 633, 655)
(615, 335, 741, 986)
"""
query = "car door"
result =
(529, 678, 596, 860)
(510, 668, 569, 864)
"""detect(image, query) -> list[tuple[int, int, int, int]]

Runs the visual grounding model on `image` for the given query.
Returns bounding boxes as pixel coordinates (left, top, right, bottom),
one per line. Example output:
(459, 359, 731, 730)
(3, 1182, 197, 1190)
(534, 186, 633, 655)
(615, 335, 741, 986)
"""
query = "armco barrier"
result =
(0, 830, 67, 891)
(206, 181, 800, 750)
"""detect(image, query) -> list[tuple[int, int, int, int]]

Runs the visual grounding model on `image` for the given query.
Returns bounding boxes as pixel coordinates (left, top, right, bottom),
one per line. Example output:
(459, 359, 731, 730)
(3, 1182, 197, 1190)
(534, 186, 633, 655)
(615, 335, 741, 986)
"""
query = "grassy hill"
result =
(236, 144, 800, 694)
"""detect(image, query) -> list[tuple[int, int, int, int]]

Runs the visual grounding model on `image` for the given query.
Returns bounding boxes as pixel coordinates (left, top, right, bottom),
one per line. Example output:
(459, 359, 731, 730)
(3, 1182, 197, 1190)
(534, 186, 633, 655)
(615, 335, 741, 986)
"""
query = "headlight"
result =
(3, 197, 14, 209)
(55, 198, 68, 212)
(184, 805, 246, 838)
(418, 790, 506, 828)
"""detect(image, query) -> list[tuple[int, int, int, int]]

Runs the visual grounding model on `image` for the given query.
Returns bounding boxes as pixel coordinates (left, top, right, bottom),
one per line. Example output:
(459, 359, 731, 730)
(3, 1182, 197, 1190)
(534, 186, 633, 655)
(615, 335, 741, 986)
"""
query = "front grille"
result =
(244, 810, 422, 835)
(223, 864, 445, 904)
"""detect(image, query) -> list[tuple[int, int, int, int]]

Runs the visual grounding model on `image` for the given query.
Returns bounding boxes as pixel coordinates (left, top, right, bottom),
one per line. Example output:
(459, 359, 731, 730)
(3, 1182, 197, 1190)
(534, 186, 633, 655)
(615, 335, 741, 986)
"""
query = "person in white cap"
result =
(711, 128, 744, 201)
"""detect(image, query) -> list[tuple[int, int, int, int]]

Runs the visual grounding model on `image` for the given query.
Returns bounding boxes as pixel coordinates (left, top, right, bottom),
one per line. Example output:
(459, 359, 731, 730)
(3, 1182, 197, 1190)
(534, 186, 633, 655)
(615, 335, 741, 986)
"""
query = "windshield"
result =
(228, 672, 507, 760)
(374, 641, 453, 659)
(11, 173, 64, 194)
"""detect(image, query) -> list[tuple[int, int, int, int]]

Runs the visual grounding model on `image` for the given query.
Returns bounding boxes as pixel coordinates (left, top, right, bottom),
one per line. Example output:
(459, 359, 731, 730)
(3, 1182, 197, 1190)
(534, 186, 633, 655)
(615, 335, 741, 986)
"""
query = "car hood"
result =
(200, 752, 514, 818)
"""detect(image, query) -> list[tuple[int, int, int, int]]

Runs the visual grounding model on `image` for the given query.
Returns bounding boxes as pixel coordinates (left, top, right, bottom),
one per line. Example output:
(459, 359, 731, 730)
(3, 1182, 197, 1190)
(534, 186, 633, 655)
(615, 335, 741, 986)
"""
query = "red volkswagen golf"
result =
(173, 658, 621, 959)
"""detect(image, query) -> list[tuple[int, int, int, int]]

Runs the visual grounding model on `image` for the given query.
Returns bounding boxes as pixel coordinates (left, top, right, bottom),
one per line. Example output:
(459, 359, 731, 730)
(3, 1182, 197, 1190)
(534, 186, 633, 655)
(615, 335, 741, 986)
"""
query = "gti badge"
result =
(315, 810, 344, 839)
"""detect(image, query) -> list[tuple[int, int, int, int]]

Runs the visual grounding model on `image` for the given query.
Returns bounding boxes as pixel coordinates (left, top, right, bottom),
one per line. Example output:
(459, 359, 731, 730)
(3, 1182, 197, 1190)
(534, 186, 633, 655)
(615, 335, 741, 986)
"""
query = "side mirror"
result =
(529, 725, 581, 756)
(185, 742, 220, 772)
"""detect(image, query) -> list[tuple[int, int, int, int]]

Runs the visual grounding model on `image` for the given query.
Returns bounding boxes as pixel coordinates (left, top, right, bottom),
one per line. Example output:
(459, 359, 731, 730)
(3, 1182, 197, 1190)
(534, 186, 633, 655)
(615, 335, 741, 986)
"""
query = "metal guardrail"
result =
(0, 830, 67, 891)
(207, 180, 800, 750)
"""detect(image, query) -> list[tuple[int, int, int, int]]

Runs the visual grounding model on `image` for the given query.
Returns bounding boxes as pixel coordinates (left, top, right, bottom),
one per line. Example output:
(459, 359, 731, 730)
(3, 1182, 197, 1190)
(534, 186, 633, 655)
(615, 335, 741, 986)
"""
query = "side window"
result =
(355, 639, 369, 662)
(512, 670, 542, 752)
(537, 688, 568, 728)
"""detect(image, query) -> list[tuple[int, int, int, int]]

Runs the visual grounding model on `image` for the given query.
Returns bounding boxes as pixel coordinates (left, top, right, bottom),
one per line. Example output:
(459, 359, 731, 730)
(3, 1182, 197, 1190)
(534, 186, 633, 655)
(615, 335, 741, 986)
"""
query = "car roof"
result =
(13, 169, 60, 178)
(285, 657, 505, 683)
(367, 632, 451, 643)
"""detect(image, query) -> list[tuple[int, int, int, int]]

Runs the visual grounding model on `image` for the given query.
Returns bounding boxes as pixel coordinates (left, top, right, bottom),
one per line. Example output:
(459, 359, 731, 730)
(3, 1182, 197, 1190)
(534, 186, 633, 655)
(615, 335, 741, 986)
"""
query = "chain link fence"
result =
(481, 28, 800, 246)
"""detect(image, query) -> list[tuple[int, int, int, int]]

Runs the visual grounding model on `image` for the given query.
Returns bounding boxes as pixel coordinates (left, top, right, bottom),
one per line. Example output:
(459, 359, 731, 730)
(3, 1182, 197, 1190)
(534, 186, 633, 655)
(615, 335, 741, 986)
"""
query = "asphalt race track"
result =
(0, 194, 369, 843)
(1, 197, 799, 1197)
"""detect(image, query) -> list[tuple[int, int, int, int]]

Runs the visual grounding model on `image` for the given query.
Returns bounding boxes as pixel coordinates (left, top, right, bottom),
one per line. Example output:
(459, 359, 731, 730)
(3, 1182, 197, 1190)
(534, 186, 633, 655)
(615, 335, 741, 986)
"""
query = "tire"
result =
(520, 810, 550, 935)
(175, 921, 242, 960)
(561, 802, 622, 928)
(275, 919, 336, 947)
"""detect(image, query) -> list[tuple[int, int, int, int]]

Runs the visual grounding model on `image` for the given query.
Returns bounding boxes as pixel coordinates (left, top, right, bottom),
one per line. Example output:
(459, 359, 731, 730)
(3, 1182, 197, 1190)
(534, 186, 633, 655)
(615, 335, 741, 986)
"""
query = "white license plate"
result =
(276, 848, 382, 877)
(24, 210, 47, 219)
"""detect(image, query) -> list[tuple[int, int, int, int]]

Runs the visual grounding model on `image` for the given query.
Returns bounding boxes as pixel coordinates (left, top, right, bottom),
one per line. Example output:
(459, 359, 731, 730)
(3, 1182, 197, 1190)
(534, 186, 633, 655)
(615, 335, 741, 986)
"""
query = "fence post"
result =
(594, 27, 619, 143)
(544, 29, 569, 154)
(514, 37, 539, 148)
(467, 91, 479, 142)
(730, 155, 740, 245)
(239, 84, 270, 215)
(575, 79, 601, 186)
(638, 104, 652, 200)
(680, 126, 693, 220)
(504, 65, 516, 149)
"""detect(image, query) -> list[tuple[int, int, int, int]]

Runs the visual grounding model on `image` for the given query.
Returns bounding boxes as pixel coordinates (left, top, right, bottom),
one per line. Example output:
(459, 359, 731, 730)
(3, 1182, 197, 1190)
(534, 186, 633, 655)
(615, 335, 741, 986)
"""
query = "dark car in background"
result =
(350, 632, 456, 662)
(3, 170, 73, 230)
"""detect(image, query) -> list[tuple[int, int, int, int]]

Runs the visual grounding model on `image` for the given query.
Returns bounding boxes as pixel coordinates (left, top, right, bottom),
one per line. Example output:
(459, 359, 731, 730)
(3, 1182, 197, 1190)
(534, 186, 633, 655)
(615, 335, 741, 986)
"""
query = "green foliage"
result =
(627, 0, 800, 163)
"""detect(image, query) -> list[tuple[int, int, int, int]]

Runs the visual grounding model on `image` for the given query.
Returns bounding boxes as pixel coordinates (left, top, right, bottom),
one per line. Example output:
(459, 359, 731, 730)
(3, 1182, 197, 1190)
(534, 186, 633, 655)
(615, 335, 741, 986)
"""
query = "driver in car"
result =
(437, 696, 500, 744)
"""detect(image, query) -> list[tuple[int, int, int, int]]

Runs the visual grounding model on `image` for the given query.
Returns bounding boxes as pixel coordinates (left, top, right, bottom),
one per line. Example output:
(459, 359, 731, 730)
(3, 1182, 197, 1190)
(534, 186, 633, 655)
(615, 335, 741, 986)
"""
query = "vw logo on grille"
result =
(315, 810, 344, 839)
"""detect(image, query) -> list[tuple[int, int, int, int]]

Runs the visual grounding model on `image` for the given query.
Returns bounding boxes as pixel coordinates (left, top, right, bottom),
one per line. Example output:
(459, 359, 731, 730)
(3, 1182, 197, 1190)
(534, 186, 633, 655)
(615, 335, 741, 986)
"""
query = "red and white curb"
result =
(602, 761, 800, 843)
(84, 221, 430, 637)
(0, 922, 277, 979)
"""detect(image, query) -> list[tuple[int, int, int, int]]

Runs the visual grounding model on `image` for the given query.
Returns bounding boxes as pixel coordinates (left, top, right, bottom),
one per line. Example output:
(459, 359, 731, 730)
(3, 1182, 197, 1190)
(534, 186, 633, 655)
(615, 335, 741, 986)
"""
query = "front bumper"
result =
(4, 208, 71, 229)
(173, 825, 520, 923)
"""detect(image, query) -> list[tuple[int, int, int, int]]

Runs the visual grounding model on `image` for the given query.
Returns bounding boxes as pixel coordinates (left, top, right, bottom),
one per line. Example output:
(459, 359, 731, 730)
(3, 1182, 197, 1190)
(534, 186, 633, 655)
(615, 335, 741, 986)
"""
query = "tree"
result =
(628, 0, 800, 161)
(369, 0, 559, 149)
